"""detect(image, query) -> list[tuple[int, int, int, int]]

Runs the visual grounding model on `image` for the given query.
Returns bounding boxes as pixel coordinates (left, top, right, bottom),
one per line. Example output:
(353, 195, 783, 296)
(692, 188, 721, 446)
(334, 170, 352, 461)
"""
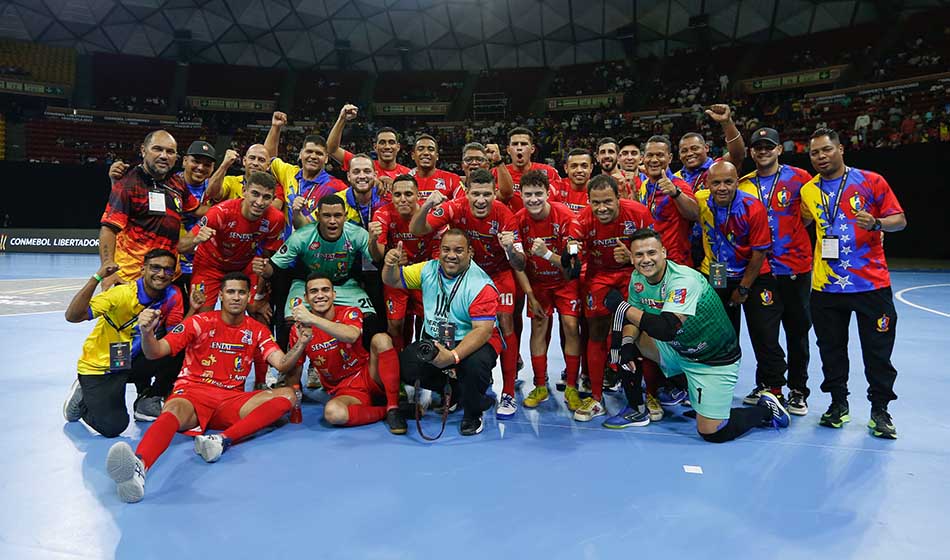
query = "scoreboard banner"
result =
(187, 96, 275, 113)
(0, 79, 69, 98)
(741, 65, 848, 93)
(546, 94, 623, 111)
(0, 229, 99, 254)
(373, 103, 450, 115)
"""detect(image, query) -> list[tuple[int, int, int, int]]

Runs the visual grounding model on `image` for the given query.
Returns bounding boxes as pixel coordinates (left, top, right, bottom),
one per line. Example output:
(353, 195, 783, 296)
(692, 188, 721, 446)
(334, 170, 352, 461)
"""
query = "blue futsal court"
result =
(1, 253, 948, 560)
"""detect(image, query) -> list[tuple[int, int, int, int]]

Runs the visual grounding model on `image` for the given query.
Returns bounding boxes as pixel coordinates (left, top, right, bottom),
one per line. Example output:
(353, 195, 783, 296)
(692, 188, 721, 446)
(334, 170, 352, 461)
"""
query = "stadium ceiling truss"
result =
(0, 0, 946, 70)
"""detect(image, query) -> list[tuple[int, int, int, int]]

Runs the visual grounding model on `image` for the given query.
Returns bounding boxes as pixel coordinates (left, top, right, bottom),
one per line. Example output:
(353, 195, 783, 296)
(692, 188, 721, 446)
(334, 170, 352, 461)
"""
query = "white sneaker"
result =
(496, 393, 517, 419)
(265, 368, 279, 389)
(63, 379, 83, 422)
(194, 434, 229, 463)
(405, 385, 433, 415)
(573, 397, 606, 422)
(646, 394, 664, 422)
(106, 442, 146, 503)
(305, 363, 321, 389)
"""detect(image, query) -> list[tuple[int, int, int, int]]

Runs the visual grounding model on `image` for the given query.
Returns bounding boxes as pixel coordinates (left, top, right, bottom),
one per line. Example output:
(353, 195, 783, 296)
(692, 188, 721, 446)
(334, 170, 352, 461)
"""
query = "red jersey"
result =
(516, 202, 580, 289)
(289, 306, 369, 394)
(738, 165, 813, 276)
(191, 198, 285, 272)
(550, 178, 589, 214)
(493, 162, 560, 213)
(426, 198, 522, 276)
(372, 203, 438, 263)
(636, 171, 696, 267)
(578, 198, 654, 274)
(342, 150, 411, 180)
(165, 312, 280, 391)
(411, 168, 464, 200)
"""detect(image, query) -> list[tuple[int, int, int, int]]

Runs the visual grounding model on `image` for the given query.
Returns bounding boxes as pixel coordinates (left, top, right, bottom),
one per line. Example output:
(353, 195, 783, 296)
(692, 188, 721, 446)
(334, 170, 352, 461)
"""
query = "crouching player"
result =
(286, 273, 406, 434)
(105, 272, 310, 503)
(606, 229, 790, 441)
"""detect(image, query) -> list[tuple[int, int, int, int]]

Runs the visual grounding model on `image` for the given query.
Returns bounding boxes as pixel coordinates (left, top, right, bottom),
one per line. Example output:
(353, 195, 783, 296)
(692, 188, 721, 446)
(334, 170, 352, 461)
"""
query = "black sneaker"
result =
(787, 390, 808, 416)
(868, 407, 897, 439)
(742, 384, 767, 405)
(819, 401, 850, 428)
(603, 367, 621, 393)
(385, 408, 407, 435)
(460, 415, 484, 436)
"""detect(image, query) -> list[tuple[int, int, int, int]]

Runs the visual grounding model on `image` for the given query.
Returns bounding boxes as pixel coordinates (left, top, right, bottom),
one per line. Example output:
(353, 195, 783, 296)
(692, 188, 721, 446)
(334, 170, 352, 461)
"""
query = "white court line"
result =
(895, 283, 950, 318)
(0, 309, 65, 318)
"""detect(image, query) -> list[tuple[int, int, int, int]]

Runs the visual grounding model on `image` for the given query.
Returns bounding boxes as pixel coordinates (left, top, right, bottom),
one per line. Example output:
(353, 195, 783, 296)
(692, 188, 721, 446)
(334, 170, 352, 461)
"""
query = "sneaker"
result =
(194, 434, 231, 463)
(578, 375, 592, 395)
(306, 364, 322, 389)
(819, 401, 850, 429)
(460, 414, 484, 436)
(63, 379, 83, 422)
(523, 386, 549, 408)
(603, 367, 621, 392)
(646, 393, 664, 422)
(757, 392, 791, 429)
(868, 407, 897, 439)
(564, 386, 583, 412)
(573, 397, 606, 422)
(385, 408, 407, 435)
(496, 393, 517, 419)
(133, 395, 163, 422)
(602, 405, 650, 429)
(657, 387, 687, 407)
(556, 368, 568, 391)
(106, 442, 146, 503)
(742, 385, 767, 405)
(787, 390, 808, 416)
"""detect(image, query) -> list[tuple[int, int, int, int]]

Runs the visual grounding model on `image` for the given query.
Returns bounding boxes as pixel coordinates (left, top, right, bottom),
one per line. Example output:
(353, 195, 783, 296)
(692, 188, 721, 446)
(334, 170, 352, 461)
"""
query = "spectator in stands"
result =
(99, 130, 201, 290)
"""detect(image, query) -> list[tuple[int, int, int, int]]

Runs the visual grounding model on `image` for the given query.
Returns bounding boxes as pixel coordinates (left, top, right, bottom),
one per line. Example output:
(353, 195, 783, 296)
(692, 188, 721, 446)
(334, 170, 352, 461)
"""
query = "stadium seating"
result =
(92, 53, 175, 113)
(0, 38, 75, 85)
(373, 71, 466, 102)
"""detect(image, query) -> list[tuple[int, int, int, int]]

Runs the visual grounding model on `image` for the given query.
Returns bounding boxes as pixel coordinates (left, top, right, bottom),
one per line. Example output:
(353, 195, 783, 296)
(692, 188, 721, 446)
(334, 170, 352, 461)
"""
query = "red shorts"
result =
(529, 280, 581, 318)
(191, 262, 259, 305)
(491, 269, 515, 314)
(584, 269, 632, 317)
(325, 368, 385, 405)
(167, 381, 261, 436)
(383, 285, 424, 321)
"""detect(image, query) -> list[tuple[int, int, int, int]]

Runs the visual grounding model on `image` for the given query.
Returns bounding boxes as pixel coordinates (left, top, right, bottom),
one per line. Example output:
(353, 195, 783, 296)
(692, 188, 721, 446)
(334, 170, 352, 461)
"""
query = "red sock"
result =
(564, 354, 581, 388)
(641, 359, 663, 396)
(769, 387, 783, 396)
(221, 396, 291, 442)
(586, 339, 607, 401)
(530, 355, 547, 387)
(501, 333, 519, 396)
(135, 412, 180, 470)
(377, 348, 401, 409)
(344, 404, 387, 426)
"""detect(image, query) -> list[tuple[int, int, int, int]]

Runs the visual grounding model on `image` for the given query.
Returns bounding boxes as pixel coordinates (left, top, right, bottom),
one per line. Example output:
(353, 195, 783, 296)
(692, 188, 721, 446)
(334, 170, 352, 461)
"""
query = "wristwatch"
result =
(737, 285, 750, 297)
(671, 187, 682, 199)
(872, 219, 883, 231)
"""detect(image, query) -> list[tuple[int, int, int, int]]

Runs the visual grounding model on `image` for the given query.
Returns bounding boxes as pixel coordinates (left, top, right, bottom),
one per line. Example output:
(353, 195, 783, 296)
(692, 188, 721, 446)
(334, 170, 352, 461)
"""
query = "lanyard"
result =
(752, 165, 783, 211)
(436, 267, 468, 319)
(347, 189, 376, 228)
(102, 298, 160, 333)
(710, 194, 738, 263)
(819, 168, 850, 228)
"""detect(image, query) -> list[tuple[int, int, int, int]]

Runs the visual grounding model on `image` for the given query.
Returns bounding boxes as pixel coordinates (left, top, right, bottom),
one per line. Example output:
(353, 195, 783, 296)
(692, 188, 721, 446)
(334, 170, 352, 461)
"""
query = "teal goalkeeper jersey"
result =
(627, 260, 740, 366)
(271, 221, 371, 285)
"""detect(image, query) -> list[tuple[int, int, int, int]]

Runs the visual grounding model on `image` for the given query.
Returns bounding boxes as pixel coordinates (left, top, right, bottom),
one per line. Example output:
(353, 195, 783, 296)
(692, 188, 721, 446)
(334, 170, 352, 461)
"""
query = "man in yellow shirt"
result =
(63, 249, 202, 437)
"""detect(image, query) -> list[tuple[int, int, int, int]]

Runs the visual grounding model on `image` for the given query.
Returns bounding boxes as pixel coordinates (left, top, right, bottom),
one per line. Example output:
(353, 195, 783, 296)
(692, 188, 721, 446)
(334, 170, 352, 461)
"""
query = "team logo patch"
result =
(347, 310, 360, 321)
(665, 288, 687, 304)
(386, 298, 394, 314)
(776, 188, 790, 208)
(433, 207, 445, 217)
(241, 329, 253, 344)
(174, 389, 185, 395)
(634, 282, 644, 293)
(586, 293, 595, 310)
(849, 193, 865, 213)
(259, 219, 270, 232)
(760, 289, 774, 306)
(623, 221, 637, 235)
(279, 245, 289, 254)
(234, 356, 244, 372)
(309, 241, 320, 250)
(171, 324, 185, 334)
(876, 314, 891, 332)
(198, 216, 208, 227)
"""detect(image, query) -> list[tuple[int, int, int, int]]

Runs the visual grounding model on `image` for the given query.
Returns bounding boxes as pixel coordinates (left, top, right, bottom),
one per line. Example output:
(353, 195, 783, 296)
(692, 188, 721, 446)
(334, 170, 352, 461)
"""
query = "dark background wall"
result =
(0, 143, 946, 259)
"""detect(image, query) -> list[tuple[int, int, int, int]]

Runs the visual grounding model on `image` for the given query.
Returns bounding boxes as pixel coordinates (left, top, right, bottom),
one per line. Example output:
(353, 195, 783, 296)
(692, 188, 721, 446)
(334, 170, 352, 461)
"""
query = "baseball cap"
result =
(618, 136, 639, 150)
(186, 141, 216, 159)
(750, 127, 780, 147)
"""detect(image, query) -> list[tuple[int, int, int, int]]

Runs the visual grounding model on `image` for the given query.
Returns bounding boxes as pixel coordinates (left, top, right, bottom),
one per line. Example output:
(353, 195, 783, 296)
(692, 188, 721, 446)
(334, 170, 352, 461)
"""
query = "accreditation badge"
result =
(148, 189, 167, 215)
(709, 262, 728, 289)
(109, 342, 132, 371)
(821, 235, 840, 260)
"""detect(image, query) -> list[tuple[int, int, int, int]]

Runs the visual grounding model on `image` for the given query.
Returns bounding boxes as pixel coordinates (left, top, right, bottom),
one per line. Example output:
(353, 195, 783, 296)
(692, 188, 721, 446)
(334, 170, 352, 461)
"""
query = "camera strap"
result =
(414, 378, 452, 441)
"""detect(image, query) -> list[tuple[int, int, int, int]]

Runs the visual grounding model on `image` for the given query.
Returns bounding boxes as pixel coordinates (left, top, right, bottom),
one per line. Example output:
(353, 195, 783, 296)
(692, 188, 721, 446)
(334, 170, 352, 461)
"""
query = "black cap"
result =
(186, 140, 216, 159)
(750, 127, 780, 147)
(618, 136, 639, 150)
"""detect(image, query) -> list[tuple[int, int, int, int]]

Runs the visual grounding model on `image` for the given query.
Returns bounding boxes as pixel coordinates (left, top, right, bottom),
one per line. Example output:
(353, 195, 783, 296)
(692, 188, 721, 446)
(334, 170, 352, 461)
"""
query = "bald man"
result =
(694, 161, 787, 406)
(205, 145, 286, 212)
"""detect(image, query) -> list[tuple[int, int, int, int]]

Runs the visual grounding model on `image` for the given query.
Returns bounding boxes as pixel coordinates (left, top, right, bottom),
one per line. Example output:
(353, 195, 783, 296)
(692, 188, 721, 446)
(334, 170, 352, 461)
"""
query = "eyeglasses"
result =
(463, 156, 487, 164)
(147, 264, 176, 276)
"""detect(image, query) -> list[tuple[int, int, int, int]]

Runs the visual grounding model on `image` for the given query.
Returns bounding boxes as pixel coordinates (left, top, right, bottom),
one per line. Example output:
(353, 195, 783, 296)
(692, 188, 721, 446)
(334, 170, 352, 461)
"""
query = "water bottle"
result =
(290, 384, 303, 424)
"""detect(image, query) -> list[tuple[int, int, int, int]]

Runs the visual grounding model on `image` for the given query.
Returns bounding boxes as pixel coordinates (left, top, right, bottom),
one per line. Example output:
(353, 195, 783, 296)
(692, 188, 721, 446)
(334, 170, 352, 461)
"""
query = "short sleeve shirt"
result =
(696, 190, 772, 278)
(270, 221, 372, 284)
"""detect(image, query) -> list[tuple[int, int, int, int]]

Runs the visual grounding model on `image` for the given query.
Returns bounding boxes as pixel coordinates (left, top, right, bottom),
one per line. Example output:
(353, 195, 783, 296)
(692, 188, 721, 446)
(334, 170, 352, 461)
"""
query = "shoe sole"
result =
(106, 442, 145, 503)
(648, 410, 664, 422)
(460, 421, 484, 436)
(868, 421, 897, 439)
(788, 407, 808, 416)
(819, 414, 851, 428)
(573, 410, 605, 422)
(193, 437, 223, 463)
(742, 396, 761, 405)
(388, 427, 408, 435)
(63, 379, 82, 422)
(496, 410, 516, 419)
(133, 411, 159, 422)
(523, 394, 549, 409)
